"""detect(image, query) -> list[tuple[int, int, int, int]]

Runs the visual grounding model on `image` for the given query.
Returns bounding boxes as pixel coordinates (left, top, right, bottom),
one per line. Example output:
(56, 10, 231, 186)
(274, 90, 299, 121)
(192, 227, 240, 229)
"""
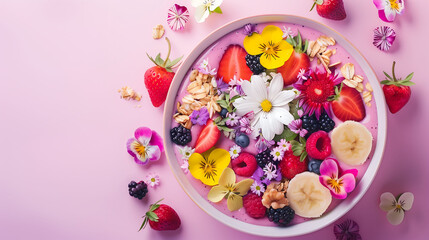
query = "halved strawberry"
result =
(277, 31, 310, 86)
(217, 45, 252, 84)
(194, 119, 221, 153)
(331, 84, 366, 122)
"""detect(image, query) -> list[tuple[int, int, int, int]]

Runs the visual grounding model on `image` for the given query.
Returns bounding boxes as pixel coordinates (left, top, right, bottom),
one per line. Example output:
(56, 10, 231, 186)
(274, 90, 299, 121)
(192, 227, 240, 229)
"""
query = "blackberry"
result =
(319, 112, 335, 132)
(245, 54, 266, 75)
(267, 206, 295, 226)
(128, 181, 148, 200)
(256, 149, 276, 168)
(170, 125, 192, 146)
(301, 114, 320, 138)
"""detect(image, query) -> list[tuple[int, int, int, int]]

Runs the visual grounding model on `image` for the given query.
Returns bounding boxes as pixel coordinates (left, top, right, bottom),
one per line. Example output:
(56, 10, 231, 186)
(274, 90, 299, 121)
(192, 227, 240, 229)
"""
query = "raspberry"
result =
(306, 130, 332, 160)
(279, 151, 308, 180)
(267, 206, 295, 226)
(128, 181, 148, 200)
(243, 193, 266, 219)
(231, 152, 257, 177)
(170, 125, 192, 146)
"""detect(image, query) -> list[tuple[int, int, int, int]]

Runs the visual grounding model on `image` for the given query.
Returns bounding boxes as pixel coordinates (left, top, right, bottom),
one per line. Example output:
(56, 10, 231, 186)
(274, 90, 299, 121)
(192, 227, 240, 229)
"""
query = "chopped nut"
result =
(317, 35, 336, 47)
(152, 24, 165, 39)
(118, 86, 141, 101)
(343, 79, 358, 88)
(356, 82, 364, 92)
(262, 181, 289, 209)
(366, 82, 373, 92)
(328, 61, 341, 68)
(309, 41, 321, 58)
(353, 75, 364, 83)
(341, 63, 355, 80)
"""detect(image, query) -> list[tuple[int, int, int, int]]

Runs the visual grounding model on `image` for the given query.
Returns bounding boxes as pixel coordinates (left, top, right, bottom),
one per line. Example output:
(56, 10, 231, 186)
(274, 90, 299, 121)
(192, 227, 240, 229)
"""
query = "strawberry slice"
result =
(277, 51, 310, 86)
(331, 85, 366, 122)
(195, 119, 221, 154)
(217, 45, 252, 84)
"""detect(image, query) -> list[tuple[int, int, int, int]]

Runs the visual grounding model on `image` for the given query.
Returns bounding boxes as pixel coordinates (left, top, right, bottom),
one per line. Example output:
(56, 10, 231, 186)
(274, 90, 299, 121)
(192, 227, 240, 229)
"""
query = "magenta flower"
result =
(373, 26, 396, 51)
(333, 219, 361, 240)
(167, 4, 190, 31)
(127, 127, 164, 165)
(255, 134, 275, 153)
(288, 119, 308, 137)
(319, 158, 357, 199)
(190, 107, 210, 125)
(373, 0, 404, 22)
(243, 23, 257, 36)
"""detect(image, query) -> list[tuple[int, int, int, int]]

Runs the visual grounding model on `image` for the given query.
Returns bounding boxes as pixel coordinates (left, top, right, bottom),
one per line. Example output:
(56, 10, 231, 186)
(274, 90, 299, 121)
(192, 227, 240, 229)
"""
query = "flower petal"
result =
(145, 145, 161, 162)
(373, 0, 386, 10)
(209, 148, 231, 173)
(235, 178, 254, 196)
(319, 175, 348, 199)
(384, 7, 397, 22)
(340, 173, 356, 193)
(233, 98, 260, 116)
(268, 73, 284, 98)
(251, 75, 268, 102)
(268, 112, 284, 136)
(149, 130, 164, 152)
(209, 0, 223, 11)
(398, 192, 414, 211)
(207, 185, 229, 203)
(126, 138, 137, 158)
(320, 158, 339, 179)
(194, 5, 209, 23)
(134, 127, 152, 145)
(191, 0, 202, 7)
(260, 113, 275, 141)
(218, 167, 236, 187)
(380, 192, 397, 212)
(271, 90, 296, 107)
(273, 40, 293, 64)
(260, 25, 283, 44)
(387, 208, 404, 225)
(243, 33, 265, 55)
(227, 194, 243, 211)
(188, 153, 206, 180)
(270, 107, 294, 126)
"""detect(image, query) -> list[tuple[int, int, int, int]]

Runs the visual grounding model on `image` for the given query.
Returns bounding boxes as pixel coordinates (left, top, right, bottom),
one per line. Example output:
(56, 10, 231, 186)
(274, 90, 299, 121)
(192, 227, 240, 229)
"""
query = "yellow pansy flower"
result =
(207, 168, 254, 211)
(243, 25, 293, 69)
(189, 148, 230, 186)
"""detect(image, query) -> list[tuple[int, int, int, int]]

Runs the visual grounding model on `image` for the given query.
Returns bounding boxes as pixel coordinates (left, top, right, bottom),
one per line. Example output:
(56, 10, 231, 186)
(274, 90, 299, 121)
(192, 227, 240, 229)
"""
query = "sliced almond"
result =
(353, 75, 364, 83)
(187, 81, 201, 93)
(174, 114, 190, 124)
(190, 101, 203, 110)
(341, 63, 355, 80)
(356, 82, 364, 92)
(316, 54, 331, 74)
(343, 79, 358, 88)
(307, 41, 315, 56)
(183, 119, 192, 129)
(328, 61, 341, 68)
(152, 24, 165, 39)
(309, 42, 321, 58)
(366, 83, 373, 92)
(362, 91, 371, 98)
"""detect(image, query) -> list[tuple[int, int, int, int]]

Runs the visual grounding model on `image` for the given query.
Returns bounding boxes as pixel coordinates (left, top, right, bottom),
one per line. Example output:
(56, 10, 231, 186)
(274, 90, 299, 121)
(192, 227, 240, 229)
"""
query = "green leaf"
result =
(303, 39, 309, 53)
(213, 116, 222, 124)
(165, 55, 183, 68)
(404, 72, 414, 82)
(383, 71, 393, 81)
(147, 212, 159, 222)
(230, 95, 241, 102)
(380, 80, 394, 85)
(400, 81, 415, 86)
(139, 218, 147, 232)
(213, 7, 222, 14)
(296, 31, 302, 50)
(225, 93, 230, 102)
(273, 127, 298, 142)
(217, 100, 229, 109)
(286, 37, 293, 45)
(155, 53, 164, 66)
(300, 151, 308, 162)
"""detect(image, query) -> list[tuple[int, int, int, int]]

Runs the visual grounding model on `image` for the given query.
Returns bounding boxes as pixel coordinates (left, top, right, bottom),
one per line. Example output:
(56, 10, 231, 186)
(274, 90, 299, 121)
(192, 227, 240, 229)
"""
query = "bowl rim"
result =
(162, 14, 387, 237)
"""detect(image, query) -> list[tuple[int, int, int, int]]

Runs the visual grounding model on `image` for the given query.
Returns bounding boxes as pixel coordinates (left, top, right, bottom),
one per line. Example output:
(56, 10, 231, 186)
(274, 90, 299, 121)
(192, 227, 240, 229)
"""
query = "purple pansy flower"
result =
(127, 127, 164, 165)
(333, 219, 361, 240)
(373, 0, 404, 22)
(319, 158, 358, 199)
(373, 26, 396, 51)
(167, 4, 190, 31)
(190, 107, 210, 125)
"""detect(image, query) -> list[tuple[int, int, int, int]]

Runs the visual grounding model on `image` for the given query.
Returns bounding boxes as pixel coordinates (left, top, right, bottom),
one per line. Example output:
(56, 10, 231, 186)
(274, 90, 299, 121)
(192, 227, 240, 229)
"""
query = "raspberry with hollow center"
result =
(306, 130, 332, 160)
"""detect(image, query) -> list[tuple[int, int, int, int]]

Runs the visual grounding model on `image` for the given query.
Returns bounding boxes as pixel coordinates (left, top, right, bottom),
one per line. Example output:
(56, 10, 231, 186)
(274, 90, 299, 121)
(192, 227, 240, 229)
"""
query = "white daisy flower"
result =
(250, 181, 266, 196)
(146, 173, 160, 188)
(178, 146, 195, 160)
(229, 145, 242, 159)
(270, 146, 285, 161)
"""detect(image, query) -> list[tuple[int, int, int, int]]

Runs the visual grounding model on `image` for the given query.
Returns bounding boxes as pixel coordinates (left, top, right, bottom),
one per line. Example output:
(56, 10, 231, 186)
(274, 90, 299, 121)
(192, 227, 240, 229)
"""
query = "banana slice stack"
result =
(331, 121, 373, 165)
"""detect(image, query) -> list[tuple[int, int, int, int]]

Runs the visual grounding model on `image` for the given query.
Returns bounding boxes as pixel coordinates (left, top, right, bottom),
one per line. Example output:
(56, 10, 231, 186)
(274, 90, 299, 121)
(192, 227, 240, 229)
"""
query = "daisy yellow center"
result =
(233, 150, 238, 154)
(151, 178, 156, 182)
(261, 99, 273, 112)
(390, 0, 399, 11)
(327, 178, 343, 194)
(275, 152, 281, 156)
(133, 142, 146, 156)
(256, 186, 261, 190)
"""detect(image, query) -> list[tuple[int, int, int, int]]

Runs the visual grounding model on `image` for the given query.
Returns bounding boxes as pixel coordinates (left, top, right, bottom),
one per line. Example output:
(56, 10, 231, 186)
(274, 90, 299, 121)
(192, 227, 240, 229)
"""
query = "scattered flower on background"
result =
(380, 192, 414, 225)
(250, 181, 266, 196)
(233, 74, 297, 140)
(373, 0, 404, 22)
(373, 26, 396, 51)
(188, 148, 230, 186)
(118, 86, 142, 101)
(127, 127, 164, 165)
(333, 219, 362, 240)
(263, 162, 278, 180)
(288, 119, 308, 137)
(181, 159, 189, 174)
(191, 0, 223, 23)
(271, 146, 285, 161)
(198, 58, 217, 75)
(243, 23, 257, 36)
(278, 139, 291, 152)
(226, 112, 239, 126)
(146, 173, 160, 188)
(255, 133, 275, 153)
(243, 25, 293, 69)
(207, 168, 254, 211)
(178, 145, 195, 160)
(319, 158, 357, 199)
(282, 26, 294, 38)
(229, 145, 242, 159)
(190, 107, 210, 125)
(167, 4, 190, 31)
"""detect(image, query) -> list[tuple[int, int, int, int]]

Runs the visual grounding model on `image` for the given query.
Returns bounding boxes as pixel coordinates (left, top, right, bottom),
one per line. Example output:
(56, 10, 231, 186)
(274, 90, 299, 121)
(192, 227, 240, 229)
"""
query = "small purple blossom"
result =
(239, 117, 252, 135)
(226, 112, 239, 126)
(243, 23, 257, 36)
(333, 219, 361, 240)
(373, 26, 396, 51)
(215, 77, 229, 95)
(251, 167, 271, 186)
(288, 119, 308, 138)
(190, 107, 210, 125)
(255, 135, 275, 153)
(263, 162, 278, 181)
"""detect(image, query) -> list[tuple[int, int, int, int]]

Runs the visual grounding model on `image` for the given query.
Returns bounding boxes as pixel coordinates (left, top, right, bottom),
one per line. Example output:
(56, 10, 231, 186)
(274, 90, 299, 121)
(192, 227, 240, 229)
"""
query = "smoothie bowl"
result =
(163, 15, 386, 237)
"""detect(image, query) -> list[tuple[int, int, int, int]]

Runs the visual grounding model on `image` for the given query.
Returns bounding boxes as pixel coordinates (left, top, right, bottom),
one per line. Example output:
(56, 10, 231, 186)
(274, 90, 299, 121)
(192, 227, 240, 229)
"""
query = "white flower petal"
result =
(398, 192, 414, 211)
(194, 6, 209, 23)
(191, 0, 203, 7)
(384, 5, 397, 22)
(240, 79, 254, 96)
(233, 98, 260, 116)
(251, 75, 268, 102)
(209, 0, 223, 11)
(271, 107, 294, 126)
(272, 90, 296, 107)
(387, 208, 405, 225)
(267, 73, 284, 100)
(380, 192, 397, 212)
(260, 113, 275, 141)
(268, 112, 284, 135)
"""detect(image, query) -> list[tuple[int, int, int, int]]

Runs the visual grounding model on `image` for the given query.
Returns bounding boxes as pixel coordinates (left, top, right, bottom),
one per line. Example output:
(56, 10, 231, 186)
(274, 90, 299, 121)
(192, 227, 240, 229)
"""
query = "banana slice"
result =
(331, 121, 373, 165)
(286, 172, 332, 218)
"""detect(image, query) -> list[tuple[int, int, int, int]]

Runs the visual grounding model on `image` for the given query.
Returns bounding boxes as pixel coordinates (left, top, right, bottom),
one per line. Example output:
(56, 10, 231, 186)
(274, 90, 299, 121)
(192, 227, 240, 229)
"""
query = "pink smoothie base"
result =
(170, 22, 378, 227)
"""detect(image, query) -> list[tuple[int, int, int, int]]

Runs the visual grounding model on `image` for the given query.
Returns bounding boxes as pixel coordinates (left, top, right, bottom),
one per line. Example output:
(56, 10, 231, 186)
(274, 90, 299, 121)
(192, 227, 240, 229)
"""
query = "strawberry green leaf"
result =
(166, 56, 183, 68)
(300, 151, 308, 162)
(139, 218, 148, 232)
(400, 81, 415, 86)
(274, 127, 298, 142)
(404, 72, 414, 82)
(303, 39, 309, 53)
(380, 80, 394, 85)
(383, 71, 393, 81)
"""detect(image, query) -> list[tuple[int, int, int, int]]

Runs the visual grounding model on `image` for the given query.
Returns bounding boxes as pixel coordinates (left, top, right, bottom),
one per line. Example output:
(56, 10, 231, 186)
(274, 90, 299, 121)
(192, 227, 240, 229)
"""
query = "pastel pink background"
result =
(1, 0, 428, 239)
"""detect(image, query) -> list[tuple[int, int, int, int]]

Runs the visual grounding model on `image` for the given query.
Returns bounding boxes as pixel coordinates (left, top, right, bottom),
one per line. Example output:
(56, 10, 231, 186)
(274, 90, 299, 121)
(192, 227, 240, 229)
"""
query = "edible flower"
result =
(288, 119, 308, 138)
(277, 139, 291, 152)
(270, 146, 285, 161)
(181, 159, 189, 174)
(190, 107, 210, 125)
(250, 181, 265, 196)
(191, 0, 223, 23)
(229, 145, 241, 159)
(167, 4, 190, 31)
(243, 25, 293, 69)
(189, 148, 230, 186)
(373, 26, 396, 51)
(380, 192, 414, 225)
(177, 145, 195, 160)
(127, 127, 164, 165)
(146, 173, 160, 188)
(207, 168, 254, 211)
(263, 162, 279, 181)
(333, 219, 361, 240)
(226, 112, 239, 126)
(282, 26, 294, 39)
(373, 0, 405, 22)
(233, 73, 297, 141)
(255, 133, 275, 153)
(198, 58, 217, 75)
(243, 23, 257, 36)
(319, 158, 357, 199)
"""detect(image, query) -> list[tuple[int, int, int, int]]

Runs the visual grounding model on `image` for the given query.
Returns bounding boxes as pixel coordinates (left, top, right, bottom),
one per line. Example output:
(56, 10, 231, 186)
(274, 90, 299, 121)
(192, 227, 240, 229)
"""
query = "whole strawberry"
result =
(145, 38, 182, 107)
(310, 0, 347, 20)
(279, 150, 308, 180)
(139, 199, 181, 231)
(381, 61, 415, 114)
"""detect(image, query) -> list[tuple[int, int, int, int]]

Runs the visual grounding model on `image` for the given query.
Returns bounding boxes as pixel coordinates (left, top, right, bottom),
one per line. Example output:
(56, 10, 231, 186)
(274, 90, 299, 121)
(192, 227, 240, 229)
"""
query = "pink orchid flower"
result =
(319, 158, 357, 199)
(126, 127, 164, 165)
(373, 0, 404, 22)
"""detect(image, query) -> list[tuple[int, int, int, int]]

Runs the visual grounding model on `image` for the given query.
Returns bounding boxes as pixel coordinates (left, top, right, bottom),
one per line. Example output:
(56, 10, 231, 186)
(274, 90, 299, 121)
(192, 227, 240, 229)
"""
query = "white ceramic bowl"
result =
(163, 15, 387, 237)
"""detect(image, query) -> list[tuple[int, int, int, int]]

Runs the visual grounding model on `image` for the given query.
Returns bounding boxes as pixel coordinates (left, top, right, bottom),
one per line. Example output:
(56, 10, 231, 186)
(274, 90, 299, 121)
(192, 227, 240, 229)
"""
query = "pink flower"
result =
(373, 26, 396, 51)
(127, 127, 164, 165)
(288, 119, 308, 138)
(373, 0, 404, 22)
(146, 173, 160, 188)
(319, 158, 357, 199)
(167, 4, 190, 31)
